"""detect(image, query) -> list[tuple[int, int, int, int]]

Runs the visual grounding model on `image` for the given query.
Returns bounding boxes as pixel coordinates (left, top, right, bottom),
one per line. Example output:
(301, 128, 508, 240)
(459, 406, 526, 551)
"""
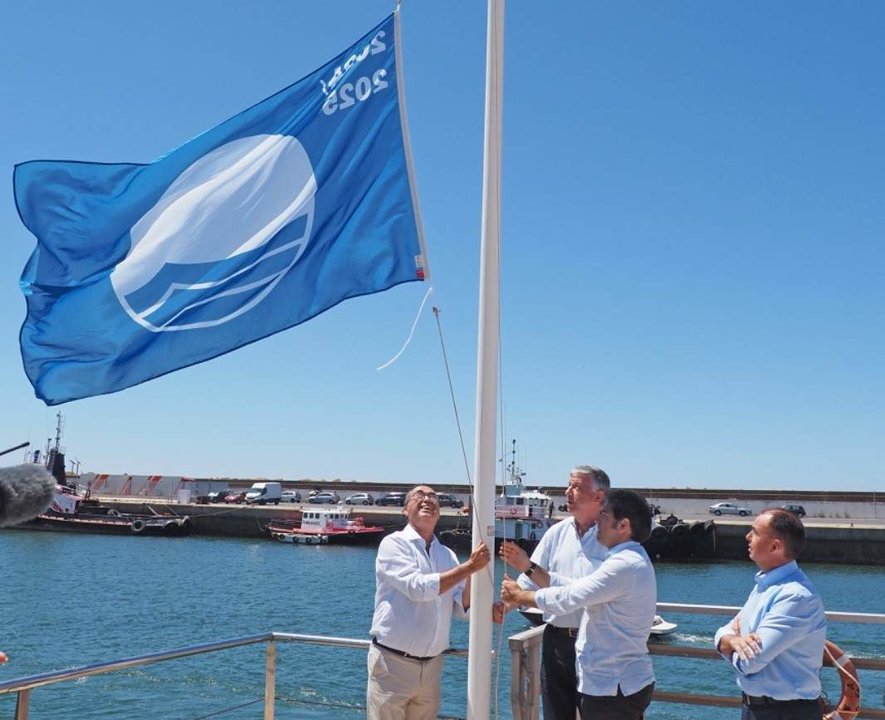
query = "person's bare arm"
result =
(439, 543, 490, 596)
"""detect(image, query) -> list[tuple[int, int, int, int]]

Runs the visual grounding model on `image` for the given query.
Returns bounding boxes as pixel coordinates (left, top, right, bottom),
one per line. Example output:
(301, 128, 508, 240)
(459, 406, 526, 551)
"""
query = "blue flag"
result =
(14, 13, 427, 406)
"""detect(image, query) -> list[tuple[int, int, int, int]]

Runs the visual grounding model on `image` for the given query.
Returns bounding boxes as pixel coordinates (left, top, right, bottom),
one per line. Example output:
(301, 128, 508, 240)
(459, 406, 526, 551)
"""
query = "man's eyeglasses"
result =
(410, 490, 439, 505)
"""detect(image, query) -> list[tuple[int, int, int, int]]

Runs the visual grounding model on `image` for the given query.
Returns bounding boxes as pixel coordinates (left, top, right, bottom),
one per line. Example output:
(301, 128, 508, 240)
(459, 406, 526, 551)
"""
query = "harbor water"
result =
(1, 531, 882, 719)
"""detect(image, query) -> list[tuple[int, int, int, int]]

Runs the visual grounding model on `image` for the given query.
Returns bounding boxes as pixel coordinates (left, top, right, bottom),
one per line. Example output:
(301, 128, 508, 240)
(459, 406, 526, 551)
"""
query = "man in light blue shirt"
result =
(502, 489, 656, 720)
(714, 509, 826, 720)
(498, 465, 610, 720)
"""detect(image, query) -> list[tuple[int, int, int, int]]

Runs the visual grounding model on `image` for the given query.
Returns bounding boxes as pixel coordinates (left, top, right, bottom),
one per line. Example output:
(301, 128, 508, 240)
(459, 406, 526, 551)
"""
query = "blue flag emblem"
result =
(111, 134, 318, 332)
(14, 13, 426, 405)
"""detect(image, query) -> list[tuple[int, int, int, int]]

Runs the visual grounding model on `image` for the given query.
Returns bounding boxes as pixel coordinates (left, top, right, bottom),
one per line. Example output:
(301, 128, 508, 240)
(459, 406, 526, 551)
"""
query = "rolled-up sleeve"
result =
(377, 536, 440, 602)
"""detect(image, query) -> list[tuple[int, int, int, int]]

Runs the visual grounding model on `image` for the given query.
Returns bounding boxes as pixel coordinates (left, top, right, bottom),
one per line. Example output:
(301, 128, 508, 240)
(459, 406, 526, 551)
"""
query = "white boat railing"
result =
(1, 605, 883, 719)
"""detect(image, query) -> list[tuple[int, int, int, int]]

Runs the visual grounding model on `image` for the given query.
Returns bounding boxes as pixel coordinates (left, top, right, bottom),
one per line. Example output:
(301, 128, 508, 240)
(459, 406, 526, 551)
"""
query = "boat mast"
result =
(467, 0, 504, 717)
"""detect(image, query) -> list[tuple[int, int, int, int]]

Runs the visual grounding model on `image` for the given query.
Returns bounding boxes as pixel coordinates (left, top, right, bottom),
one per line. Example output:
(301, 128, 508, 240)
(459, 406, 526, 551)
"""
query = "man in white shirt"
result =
(368, 485, 490, 720)
(502, 489, 656, 720)
(498, 465, 609, 720)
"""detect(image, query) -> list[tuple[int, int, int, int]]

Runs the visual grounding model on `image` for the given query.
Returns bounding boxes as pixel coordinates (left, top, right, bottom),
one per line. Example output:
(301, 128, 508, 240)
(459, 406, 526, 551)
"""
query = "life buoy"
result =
(507, 507, 519, 516)
(355, 517, 364, 526)
(325, 521, 335, 532)
(822, 640, 860, 720)
(131, 520, 146, 534)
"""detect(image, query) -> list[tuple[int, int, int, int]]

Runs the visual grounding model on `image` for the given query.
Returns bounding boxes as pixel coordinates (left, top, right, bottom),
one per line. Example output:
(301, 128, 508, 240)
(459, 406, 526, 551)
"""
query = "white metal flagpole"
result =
(467, 0, 504, 718)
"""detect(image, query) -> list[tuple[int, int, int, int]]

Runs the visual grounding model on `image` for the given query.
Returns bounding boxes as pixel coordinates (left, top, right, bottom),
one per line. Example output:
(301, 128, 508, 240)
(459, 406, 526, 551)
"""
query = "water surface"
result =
(0, 532, 881, 719)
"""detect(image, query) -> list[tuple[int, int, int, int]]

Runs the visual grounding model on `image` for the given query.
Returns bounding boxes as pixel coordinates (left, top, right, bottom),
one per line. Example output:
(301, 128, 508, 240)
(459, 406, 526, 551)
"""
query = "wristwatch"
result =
(525, 561, 538, 577)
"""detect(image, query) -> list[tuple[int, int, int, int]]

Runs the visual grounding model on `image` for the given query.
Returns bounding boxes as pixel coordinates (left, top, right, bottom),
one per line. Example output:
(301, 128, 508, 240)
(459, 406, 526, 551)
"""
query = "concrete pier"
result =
(712, 519, 885, 565)
(95, 499, 885, 565)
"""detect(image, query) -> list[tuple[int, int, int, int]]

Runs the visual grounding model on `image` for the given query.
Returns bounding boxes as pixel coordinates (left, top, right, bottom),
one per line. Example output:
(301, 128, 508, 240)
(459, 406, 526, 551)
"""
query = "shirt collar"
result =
(403, 522, 437, 549)
(570, 517, 597, 537)
(754, 560, 799, 589)
(607, 539, 641, 555)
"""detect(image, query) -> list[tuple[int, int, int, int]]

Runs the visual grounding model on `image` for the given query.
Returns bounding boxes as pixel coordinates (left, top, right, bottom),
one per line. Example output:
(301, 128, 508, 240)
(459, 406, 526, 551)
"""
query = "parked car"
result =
(308, 492, 339, 505)
(205, 489, 231, 504)
(709, 501, 751, 517)
(376, 492, 408, 507)
(436, 492, 464, 508)
(223, 491, 247, 504)
(281, 490, 302, 503)
(781, 503, 806, 518)
(245, 481, 282, 505)
(345, 492, 374, 506)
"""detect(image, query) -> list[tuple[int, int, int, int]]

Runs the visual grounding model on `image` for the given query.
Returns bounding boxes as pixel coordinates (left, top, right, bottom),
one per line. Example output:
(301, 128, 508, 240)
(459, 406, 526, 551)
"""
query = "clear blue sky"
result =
(2, 1, 882, 491)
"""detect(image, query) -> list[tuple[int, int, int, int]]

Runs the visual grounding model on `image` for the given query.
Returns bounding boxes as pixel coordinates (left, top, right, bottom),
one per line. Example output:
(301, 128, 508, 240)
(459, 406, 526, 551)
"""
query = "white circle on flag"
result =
(110, 134, 316, 332)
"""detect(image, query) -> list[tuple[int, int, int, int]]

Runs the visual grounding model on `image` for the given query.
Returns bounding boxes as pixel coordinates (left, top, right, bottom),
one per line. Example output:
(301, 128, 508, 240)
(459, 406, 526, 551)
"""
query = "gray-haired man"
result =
(499, 466, 610, 720)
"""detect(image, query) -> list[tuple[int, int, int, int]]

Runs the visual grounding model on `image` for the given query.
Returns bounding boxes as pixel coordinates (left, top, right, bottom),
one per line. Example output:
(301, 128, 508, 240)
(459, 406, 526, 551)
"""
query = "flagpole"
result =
(467, 0, 504, 718)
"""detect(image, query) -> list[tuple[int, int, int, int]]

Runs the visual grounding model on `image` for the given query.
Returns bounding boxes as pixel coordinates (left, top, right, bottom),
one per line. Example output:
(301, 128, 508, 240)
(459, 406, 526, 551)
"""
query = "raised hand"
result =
(468, 542, 491, 572)
(499, 540, 530, 572)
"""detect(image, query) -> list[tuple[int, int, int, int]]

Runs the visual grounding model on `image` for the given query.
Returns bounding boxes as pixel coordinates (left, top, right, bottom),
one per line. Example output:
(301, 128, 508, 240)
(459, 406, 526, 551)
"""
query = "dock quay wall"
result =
(94, 499, 885, 565)
(93, 500, 464, 539)
(82, 473, 885, 520)
(714, 521, 885, 565)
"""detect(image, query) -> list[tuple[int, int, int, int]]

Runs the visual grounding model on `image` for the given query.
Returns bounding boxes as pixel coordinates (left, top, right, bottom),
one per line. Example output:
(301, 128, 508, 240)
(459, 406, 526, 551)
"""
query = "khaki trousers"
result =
(366, 643, 443, 720)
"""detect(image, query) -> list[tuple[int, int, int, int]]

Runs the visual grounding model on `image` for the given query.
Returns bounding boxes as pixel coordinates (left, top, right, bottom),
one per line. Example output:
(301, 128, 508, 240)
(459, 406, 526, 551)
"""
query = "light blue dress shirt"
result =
(517, 517, 608, 629)
(534, 540, 656, 696)
(714, 560, 826, 700)
(369, 524, 467, 657)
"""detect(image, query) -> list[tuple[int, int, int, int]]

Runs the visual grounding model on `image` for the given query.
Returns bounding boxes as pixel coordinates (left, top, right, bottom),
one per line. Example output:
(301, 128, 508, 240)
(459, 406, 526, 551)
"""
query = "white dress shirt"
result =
(369, 523, 467, 658)
(517, 517, 608, 628)
(535, 540, 656, 696)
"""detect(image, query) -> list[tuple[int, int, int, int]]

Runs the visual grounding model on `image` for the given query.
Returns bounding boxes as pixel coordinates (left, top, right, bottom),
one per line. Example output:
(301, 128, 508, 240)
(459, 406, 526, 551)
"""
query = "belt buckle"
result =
(550, 625, 578, 638)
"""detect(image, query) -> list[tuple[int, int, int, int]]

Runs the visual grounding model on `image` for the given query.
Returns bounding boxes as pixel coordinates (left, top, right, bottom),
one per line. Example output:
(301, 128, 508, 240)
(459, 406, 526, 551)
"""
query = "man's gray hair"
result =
(570, 465, 610, 491)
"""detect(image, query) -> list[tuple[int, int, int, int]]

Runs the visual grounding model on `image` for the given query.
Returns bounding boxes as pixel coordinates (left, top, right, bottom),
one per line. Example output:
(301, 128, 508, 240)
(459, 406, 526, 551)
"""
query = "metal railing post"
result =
(15, 688, 30, 720)
(264, 640, 276, 720)
(508, 644, 523, 720)
(509, 627, 542, 720)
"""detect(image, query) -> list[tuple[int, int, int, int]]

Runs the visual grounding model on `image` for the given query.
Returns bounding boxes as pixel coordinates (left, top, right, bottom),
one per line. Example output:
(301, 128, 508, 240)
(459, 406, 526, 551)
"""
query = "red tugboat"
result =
(268, 506, 384, 545)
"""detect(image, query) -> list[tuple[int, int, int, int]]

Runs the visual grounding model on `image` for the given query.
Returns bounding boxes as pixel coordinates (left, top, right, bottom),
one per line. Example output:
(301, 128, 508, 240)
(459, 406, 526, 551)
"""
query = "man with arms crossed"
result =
(502, 489, 656, 720)
(368, 485, 490, 720)
(714, 509, 826, 720)
(498, 465, 609, 720)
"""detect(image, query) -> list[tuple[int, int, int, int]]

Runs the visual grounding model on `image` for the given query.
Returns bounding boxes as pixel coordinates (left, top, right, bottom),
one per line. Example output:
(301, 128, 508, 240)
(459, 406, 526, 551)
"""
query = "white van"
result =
(245, 481, 282, 505)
